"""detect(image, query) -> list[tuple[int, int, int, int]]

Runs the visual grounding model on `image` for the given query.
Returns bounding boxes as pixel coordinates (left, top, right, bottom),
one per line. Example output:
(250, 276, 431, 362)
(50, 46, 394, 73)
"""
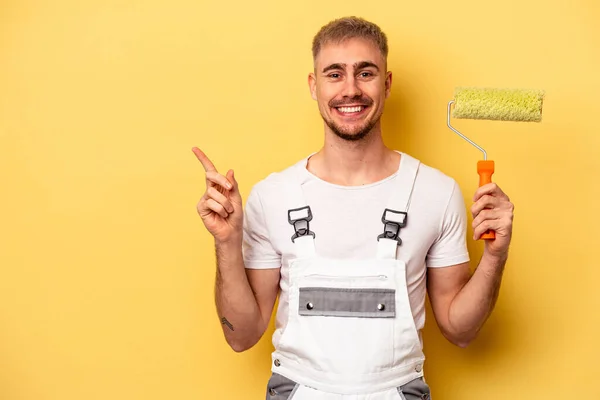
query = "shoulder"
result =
(245, 156, 311, 208)
(400, 153, 464, 220)
(403, 152, 459, 193)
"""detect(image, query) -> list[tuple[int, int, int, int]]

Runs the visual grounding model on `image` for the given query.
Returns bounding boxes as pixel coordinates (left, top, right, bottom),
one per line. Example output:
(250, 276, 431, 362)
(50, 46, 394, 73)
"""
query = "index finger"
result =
(473, 183, 508, 202)
(192, 147, 217, 172)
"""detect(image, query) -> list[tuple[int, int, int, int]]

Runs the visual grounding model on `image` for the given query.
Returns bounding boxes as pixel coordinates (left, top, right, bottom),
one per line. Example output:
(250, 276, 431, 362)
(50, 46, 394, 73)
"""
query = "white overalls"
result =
(266, 155, 429, 399)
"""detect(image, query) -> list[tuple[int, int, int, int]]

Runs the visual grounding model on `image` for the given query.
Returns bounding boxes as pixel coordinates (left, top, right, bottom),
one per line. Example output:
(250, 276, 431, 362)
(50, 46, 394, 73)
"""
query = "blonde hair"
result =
(312, 16, 388, 62)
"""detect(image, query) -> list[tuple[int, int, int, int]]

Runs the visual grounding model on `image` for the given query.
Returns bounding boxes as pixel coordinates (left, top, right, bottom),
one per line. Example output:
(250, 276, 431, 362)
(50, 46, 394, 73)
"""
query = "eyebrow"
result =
(322, 63, 345, 73)
(321, 61, 380, 74)
(355, 61, 379, 71)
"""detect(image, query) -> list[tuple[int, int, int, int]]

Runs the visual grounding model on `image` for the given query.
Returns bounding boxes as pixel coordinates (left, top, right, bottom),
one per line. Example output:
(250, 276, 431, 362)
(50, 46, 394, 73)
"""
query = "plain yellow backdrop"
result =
(1, 0, 599, 399)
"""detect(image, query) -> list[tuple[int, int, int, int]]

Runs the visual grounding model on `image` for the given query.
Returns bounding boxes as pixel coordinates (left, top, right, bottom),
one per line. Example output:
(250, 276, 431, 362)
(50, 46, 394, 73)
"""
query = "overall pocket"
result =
(265, 373, 299, 400)
(397, 377, 431, 400)
(292, 271, 397, 374)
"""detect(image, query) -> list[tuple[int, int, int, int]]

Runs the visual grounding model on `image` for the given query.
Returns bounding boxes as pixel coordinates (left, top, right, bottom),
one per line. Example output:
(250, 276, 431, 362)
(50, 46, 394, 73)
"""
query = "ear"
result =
(308, 72, 317, 101)
(385, 71, 392, 99)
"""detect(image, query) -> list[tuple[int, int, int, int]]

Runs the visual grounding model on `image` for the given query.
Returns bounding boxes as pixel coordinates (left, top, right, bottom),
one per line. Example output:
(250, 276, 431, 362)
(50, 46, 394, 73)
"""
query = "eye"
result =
(328, 73, 341, 79)
(359, 71, 373, 78)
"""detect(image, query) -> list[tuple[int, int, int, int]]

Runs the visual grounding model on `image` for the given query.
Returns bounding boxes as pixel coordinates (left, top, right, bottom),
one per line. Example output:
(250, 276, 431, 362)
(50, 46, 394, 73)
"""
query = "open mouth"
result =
(334, 105, 369, 116)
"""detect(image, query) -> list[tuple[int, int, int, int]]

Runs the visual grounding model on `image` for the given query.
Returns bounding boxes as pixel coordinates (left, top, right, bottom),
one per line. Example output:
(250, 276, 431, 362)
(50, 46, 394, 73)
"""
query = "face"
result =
(309, 38, 392, 142)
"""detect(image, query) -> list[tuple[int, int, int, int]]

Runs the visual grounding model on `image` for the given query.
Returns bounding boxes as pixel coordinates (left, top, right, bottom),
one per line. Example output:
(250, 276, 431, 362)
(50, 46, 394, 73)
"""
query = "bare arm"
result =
(427, 253, 507, 347)
(192, 147, 280, 352)
(427, 182, 513, 347)
(214, 237, 280, 352)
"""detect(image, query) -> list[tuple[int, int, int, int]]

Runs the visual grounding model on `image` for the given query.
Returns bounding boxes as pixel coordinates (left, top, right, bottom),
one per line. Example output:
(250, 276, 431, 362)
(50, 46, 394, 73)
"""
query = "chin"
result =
(331, 125, 373, 141)
(331, 116, 378, 139)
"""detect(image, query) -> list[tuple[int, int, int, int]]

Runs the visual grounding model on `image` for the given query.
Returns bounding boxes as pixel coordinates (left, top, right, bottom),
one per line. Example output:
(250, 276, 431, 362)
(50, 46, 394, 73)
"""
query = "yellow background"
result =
(1, 0, 598, 399)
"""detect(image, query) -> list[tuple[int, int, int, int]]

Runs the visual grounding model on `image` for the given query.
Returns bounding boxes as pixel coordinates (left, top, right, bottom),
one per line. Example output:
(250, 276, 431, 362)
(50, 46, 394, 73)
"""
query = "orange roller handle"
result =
(477, 160, 495, 240)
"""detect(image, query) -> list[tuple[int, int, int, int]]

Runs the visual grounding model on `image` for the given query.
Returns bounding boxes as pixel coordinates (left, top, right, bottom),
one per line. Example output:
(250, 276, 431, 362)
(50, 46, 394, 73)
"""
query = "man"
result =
(193, 16, 513, 400)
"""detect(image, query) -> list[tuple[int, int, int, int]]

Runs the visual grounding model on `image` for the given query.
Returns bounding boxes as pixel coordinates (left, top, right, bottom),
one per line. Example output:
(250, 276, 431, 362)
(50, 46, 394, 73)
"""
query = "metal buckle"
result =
(377, 208, 407, 244)
(288, 206, 316, 242)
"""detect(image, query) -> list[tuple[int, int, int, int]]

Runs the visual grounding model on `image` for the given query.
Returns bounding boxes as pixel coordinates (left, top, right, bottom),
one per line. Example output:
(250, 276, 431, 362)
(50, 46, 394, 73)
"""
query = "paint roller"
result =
(447, 87, 545, 240)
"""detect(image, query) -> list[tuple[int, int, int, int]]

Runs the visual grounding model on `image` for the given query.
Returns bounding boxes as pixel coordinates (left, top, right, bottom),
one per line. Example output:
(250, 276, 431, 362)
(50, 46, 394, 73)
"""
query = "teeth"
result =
(338, 106, 363, 113)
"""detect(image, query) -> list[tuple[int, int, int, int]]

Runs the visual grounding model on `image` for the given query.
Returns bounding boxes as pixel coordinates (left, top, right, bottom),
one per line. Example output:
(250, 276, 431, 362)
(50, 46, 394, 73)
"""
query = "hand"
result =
(471, 183, 514, 258)
(192, 147, 243, 243)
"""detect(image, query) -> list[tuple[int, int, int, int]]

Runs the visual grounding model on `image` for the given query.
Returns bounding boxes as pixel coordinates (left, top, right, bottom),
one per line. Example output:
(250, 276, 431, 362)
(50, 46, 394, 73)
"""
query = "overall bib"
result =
(266, 155, 430, 400)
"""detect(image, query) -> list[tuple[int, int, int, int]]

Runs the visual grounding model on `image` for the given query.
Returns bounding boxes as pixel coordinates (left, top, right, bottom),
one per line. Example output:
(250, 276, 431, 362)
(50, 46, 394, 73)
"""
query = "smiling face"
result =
(309, 37, 392, 142)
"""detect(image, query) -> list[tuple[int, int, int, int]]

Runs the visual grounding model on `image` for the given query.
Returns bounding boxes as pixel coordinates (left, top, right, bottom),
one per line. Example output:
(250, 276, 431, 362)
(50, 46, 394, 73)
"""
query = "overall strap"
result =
(286, 166, 316, 259)
(376, 155, 421, 260)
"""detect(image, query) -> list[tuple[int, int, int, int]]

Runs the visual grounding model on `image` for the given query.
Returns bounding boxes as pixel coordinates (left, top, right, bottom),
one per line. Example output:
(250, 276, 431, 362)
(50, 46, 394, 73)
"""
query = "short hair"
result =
(312, 16, 389, 63)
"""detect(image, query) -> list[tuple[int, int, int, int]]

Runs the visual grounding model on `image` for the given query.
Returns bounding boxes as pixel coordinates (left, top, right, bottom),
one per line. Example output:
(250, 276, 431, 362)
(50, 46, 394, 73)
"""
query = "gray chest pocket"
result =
(299, 287, 396, 318)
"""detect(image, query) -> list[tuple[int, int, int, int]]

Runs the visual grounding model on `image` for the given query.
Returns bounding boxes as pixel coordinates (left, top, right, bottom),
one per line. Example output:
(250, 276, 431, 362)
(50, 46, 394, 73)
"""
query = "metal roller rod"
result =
(447, 100, 487, 160)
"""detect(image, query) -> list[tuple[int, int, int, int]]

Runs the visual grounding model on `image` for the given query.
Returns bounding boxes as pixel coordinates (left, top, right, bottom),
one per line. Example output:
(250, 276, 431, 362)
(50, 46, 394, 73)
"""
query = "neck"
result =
(307, 122, 400, 186)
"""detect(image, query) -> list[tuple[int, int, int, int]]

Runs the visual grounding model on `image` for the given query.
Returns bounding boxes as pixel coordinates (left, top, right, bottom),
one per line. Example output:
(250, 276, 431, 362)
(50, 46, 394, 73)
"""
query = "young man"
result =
(193, 16, 513, 400)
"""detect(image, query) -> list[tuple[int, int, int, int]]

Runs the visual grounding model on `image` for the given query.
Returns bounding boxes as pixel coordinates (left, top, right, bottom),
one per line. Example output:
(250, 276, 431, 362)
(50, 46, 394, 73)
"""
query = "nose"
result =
(341, 76, 362, 99)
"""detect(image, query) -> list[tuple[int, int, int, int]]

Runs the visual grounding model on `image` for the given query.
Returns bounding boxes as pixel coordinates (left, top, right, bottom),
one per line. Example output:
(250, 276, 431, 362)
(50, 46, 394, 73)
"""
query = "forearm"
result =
(447, 251, 508, 345)
(214, 237, 264, 352)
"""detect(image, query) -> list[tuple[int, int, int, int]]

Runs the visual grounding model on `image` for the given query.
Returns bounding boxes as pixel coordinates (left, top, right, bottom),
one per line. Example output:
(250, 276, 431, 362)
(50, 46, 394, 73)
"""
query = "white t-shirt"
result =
(242, 151, 470, 347)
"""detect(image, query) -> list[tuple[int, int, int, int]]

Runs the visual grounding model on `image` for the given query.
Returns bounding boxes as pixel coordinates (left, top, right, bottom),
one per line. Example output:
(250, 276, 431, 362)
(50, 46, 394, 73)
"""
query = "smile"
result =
(334, 105, 368, 115)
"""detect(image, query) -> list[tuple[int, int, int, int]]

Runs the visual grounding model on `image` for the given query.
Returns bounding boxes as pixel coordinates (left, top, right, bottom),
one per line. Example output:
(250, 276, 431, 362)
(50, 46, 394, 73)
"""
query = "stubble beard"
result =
(322, 99, 380, 142)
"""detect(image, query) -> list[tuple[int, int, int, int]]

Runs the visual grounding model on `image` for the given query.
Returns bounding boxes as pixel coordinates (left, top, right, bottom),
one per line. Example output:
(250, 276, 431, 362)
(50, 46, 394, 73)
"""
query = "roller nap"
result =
(452, 87, 544, 122)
